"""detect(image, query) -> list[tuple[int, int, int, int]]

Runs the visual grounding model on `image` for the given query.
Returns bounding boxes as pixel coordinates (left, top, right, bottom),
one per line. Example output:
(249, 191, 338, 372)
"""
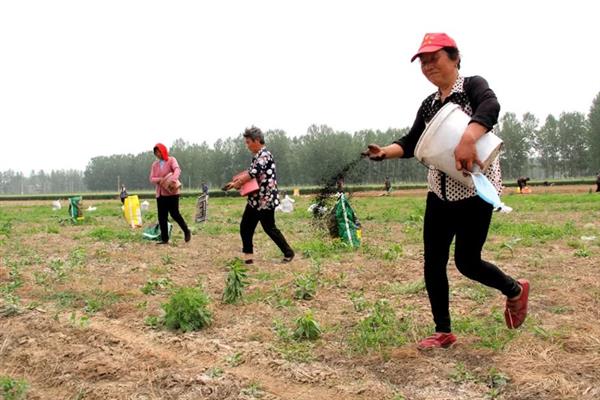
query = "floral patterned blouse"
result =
(247, 147, 280, 210)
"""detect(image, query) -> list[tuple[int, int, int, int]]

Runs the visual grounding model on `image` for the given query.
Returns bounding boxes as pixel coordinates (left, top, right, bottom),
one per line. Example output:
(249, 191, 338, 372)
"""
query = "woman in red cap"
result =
(364, 33, 529, 349)
(149, 143, 191, 244)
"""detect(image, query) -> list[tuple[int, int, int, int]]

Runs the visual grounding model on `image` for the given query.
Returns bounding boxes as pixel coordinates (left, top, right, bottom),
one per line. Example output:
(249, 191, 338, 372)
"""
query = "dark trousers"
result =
(157, 195, 189, 243)
(240, 204, 294, 258)
(423, 192, 520, 333)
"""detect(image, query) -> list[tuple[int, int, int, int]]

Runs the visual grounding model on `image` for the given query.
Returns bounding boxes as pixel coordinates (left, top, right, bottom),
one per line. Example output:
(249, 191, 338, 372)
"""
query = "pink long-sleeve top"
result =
(150, 157, 181, 197)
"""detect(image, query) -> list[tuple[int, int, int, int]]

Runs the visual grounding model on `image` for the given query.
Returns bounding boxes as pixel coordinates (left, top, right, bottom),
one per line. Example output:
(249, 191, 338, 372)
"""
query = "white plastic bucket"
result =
(414, 103, 503, 187)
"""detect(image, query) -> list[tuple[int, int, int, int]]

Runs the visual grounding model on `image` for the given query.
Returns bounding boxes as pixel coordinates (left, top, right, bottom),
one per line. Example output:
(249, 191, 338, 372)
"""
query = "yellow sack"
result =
(123, 195, 143, 228)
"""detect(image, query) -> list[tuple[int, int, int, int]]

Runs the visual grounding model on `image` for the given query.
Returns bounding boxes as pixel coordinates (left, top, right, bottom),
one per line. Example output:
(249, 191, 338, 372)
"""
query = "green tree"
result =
(588, 92, 600, 172)
(498, 113, 528, 179)
(534, 115, 560, 178)
(557, 112, 589, 177)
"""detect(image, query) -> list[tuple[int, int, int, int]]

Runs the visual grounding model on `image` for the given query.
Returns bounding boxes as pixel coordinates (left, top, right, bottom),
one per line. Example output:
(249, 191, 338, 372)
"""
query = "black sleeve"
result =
(393, 104, 426, 159)
(465, 75, 500, 130)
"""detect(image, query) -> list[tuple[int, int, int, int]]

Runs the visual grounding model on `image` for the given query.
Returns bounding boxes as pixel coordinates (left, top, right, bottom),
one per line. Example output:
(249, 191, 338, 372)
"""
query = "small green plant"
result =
(162, 287, 212, 332)
(0, 220, 12, 237)
(144, 315, 161, 328)
(0, 260, 23, 294)
(453, 309, 517, 350)
(293, 310, 322, 341)
(293, 273, 317, 300)
(486, 368, 510, 399)
(33, 271, 49, 287)
(449, 362, 477, 383)
(140, 277, 174, 295)
(206, 367, 224, 378)
(68, 248, 87, 267)
(350, 300, 408, 353)
(135, 300, 148, 310)
(88, 227, 137, 242)
(49, 258, 67, 281)
(382, 243, 404, 261)
(499, 237, 522, 257)
(273, 318, 292, 341)
(574, 248, 590, 257)
(68, 312, 90, 328)
(225, 352, 244, 367)
(0, 299, 21, 317)
(389, 280, 426, 295)
(45, 224, 60, 234)
(222, 258, 249, 304)
(0, 375, 29, 400)
(240, 381, 264, 398)
(349, 291, 368, 312)
(82, 290, 121, 314)
(161, 254, 174, 265)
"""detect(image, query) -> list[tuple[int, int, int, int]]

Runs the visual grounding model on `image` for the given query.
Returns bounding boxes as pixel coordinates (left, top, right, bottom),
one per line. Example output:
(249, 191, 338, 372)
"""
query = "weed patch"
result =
(222, 258, 249, 304)
(0, 375, 28, 400)
(350, 300, 409, 353)
(162, 287, 212, 332)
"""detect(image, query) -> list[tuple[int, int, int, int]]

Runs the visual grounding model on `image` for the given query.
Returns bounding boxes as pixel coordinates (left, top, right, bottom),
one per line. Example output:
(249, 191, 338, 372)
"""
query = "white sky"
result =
(1, 0, 598, 174)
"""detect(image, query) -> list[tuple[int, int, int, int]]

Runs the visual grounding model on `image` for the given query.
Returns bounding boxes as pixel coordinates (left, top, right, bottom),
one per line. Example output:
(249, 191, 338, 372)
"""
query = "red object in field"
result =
(234, 172, 259, 196)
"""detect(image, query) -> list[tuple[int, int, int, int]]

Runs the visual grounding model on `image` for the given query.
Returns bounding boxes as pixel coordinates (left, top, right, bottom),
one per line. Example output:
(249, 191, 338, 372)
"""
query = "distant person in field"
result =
(223, 126, 294, 264)
(119, 184, 128, 204)
(596, 172, 600, 192)
(149, 143, 191, 244)
(363, 33, 529, 349)
(336, 175, 345, 192)
(517, 176, 530, 192)
(384, 176, 392, 195)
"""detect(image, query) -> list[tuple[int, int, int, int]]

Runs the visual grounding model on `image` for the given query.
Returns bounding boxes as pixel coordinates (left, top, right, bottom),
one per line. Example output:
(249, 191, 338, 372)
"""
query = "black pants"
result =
(423, 192, 520, 333)
(157, 195, 189, 243)
(240, 204, 294, 258)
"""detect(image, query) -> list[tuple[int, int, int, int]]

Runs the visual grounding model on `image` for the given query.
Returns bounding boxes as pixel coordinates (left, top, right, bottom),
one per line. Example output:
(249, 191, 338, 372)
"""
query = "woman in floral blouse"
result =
(364, 33, 529, 349)
(225, 127, 294, 264)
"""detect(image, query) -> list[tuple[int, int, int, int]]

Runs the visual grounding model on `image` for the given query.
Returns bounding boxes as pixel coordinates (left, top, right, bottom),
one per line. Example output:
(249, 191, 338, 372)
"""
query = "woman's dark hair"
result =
(443, 46, 461, 70)
(243, 126, 265, 144)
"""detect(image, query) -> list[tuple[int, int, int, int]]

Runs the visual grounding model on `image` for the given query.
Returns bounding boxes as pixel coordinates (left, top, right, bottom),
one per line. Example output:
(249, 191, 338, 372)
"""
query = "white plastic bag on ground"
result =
(141, 200, 150, 212)
(52, 200, 61, 210)
(277, 195, 295, 213)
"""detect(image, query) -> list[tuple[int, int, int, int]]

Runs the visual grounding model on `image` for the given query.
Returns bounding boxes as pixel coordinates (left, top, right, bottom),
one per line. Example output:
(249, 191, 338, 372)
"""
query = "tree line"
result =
(2, 92, 599, 194)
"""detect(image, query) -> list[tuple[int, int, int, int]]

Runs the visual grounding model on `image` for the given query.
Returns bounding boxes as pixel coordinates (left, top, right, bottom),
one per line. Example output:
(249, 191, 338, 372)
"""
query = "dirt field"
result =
(1, 186, 599, 399)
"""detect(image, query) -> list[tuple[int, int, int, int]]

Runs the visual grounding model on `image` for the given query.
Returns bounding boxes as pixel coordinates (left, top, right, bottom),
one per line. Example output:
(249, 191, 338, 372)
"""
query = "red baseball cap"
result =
(411, 33, 458, 62)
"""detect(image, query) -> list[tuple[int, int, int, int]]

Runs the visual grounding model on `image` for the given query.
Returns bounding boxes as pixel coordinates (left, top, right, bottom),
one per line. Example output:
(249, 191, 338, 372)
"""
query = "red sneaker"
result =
(505, 279, 530, 329)
(417, 332, 457, 349)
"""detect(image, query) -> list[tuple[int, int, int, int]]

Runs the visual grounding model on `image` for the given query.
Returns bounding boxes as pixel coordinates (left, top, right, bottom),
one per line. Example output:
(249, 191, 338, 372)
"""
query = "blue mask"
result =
(470, 172, 512, 213)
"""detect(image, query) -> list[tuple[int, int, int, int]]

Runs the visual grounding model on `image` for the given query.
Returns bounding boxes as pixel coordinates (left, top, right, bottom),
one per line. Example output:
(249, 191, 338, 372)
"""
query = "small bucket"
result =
(414, 103, 503, 187)
(234, 172, 260, 196)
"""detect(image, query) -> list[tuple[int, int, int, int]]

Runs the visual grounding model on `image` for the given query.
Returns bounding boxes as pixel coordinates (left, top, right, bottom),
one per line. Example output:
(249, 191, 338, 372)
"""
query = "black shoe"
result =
(156, 241, 168, 245)
(184, 231, 191, 243)
(244, 259, 254, 265)
(282, 253, 295, 263)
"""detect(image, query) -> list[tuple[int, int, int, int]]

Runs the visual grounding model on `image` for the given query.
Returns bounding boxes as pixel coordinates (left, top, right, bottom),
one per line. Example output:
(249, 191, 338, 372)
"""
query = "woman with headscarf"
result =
(149, 143, 191, 244)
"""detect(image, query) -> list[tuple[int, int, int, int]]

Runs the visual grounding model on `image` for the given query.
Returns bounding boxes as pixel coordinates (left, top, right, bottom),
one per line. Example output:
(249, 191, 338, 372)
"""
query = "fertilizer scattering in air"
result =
(310, 155, 366, 221)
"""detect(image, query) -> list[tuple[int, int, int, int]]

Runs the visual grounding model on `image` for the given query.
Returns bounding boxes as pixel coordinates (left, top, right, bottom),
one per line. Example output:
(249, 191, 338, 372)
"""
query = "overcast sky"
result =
(1, 0, 598, 174)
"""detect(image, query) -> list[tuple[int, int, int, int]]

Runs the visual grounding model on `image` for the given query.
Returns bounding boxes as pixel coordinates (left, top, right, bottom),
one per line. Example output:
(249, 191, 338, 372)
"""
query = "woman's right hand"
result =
(362, 144, 386, 161)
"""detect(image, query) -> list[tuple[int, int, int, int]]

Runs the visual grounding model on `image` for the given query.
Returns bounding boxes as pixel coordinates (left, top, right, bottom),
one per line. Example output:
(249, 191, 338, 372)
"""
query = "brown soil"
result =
(1, 190, 600, 399)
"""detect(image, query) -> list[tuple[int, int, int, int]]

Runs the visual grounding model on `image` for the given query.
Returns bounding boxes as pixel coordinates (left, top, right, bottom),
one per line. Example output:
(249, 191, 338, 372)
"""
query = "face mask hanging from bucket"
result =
(469, 171, 512, 213)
